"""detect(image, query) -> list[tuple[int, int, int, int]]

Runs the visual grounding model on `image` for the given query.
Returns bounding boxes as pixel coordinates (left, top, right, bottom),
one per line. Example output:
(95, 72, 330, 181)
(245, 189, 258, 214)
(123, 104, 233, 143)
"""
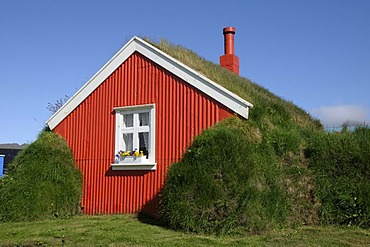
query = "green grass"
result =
(144, 38, 370, 231)
(160, 119, 289, 234)
(1, 39, 368, 245)
(306, 127, 370, 227)
(0, 131, 82, 222)
(145, 39, 327, 231)
(0, 214, 369, 246)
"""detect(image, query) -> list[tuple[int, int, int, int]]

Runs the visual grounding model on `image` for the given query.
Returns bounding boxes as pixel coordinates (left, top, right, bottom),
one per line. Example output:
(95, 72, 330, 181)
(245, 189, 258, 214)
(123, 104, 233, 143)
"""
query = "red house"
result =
(46, 28, 253, 215)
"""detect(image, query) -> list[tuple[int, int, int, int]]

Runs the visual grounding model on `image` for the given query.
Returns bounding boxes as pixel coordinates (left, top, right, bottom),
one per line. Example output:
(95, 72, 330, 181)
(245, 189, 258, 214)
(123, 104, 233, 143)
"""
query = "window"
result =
(111, 104, 156, 170)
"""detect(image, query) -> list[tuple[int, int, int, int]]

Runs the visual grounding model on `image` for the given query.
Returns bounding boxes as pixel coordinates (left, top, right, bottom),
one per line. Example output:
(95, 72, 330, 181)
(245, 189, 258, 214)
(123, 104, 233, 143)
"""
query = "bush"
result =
(160, 119, 288, 235)
(0, 131, 82, 222)
(306, 127, 370, 227)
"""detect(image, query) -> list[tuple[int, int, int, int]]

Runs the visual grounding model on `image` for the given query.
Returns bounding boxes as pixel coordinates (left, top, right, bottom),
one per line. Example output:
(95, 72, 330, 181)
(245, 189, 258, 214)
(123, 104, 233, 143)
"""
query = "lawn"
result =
(0, 215, 369, 246)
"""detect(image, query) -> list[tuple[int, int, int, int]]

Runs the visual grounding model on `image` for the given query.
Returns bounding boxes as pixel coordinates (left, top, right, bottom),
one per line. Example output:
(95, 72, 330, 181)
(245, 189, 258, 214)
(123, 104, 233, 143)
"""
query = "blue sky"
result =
(1, 0, 369, 144)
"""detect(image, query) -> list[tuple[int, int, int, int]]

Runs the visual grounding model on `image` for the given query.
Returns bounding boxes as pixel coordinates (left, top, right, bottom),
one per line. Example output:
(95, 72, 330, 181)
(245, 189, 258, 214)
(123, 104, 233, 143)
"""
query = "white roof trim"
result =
(46, 37, 253, 130)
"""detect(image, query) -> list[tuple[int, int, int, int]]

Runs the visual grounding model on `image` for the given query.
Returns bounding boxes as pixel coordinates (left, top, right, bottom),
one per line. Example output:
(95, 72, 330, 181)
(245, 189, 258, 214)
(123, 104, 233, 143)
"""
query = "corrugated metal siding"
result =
(54, 52, 233, 215)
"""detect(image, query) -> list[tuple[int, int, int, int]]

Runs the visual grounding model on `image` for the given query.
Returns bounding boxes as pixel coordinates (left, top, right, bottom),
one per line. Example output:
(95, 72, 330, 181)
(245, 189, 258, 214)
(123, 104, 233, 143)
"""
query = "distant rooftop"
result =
(0, 143, 29, 149)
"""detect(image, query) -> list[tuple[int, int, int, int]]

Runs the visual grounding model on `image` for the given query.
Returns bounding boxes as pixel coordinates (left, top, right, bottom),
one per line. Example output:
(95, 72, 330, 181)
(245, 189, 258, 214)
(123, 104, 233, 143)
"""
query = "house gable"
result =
(52, 51, 235, 214)
(46, 37, 252, 130)
(46, 36, 254, 215)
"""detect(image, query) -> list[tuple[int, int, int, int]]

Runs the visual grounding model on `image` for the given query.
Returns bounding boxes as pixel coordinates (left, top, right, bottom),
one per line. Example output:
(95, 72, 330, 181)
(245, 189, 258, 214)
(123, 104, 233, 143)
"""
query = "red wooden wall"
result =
(54, 52, 233, 215)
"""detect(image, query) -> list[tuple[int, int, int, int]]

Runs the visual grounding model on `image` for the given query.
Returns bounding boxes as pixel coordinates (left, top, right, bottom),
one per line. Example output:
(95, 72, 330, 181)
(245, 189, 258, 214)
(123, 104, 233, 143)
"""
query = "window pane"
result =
(139, 112, 149, 126)
(123, 133, 133, 151)
(139, 132, 149, 157)
(123, 114, 133, 127)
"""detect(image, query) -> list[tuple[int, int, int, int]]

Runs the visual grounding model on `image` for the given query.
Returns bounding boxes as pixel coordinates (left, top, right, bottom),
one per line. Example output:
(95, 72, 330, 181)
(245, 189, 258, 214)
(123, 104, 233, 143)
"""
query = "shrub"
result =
(160, 119, 288, 235)
(306, 127, 370, 227)
(0, 131, 82, 222)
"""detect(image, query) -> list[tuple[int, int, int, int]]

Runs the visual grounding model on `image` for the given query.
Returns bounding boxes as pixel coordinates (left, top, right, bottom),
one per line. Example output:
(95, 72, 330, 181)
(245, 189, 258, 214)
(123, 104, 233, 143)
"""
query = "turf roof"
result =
(146, 38, 321, 130)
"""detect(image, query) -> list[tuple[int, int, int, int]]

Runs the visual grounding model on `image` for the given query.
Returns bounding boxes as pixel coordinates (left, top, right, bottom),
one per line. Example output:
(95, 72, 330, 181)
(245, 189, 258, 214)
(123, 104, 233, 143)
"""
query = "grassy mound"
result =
(161, 118, 293, 234)
(150, 39, 369, 233)
(149, 40, 370, 231)
(306, 127, 370, 227)
(151, 39, 322, 234)
(0, 131, 82, 222)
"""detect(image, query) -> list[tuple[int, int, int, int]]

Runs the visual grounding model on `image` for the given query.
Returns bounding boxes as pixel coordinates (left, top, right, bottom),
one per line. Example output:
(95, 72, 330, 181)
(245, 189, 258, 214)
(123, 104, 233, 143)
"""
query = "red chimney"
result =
(220, 26, 240, 75)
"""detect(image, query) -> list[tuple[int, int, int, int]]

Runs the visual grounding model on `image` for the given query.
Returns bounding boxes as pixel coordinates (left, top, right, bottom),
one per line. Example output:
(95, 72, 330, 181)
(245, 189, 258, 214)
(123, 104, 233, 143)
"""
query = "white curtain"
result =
(139, 132, 149, 151)
(139, 112, 149, 126)
(143, 132, 149, 151)
(139, 113, 149, 154)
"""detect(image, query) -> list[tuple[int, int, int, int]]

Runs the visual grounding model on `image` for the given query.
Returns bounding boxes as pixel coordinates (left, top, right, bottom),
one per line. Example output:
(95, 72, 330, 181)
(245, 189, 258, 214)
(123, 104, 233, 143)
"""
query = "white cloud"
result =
(312, 105, 370, 127)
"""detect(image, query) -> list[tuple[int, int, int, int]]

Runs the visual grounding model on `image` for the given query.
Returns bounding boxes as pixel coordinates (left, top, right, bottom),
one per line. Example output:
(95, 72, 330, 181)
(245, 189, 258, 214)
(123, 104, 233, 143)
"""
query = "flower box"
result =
(111, 155, 156, 171)
(111, 150, 156, 170)
(117, 155, 147, 164)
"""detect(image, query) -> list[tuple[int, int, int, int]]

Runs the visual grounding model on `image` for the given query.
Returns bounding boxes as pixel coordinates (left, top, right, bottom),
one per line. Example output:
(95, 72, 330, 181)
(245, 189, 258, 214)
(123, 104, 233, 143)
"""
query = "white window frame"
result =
(111, 104, 156, 171)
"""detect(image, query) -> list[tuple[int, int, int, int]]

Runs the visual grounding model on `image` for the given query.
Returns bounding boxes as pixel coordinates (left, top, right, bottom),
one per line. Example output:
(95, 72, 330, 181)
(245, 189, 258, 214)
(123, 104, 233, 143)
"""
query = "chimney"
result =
(220, 26, 240, 75)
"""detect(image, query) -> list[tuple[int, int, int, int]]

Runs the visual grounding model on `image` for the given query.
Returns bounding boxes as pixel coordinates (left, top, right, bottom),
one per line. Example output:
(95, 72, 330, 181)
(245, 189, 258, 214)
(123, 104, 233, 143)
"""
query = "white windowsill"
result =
(111, 163, 157, 171)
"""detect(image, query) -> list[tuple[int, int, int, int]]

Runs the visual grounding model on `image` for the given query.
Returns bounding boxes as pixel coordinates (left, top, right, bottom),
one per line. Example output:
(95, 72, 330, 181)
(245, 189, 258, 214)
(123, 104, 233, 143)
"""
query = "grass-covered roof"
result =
(145, 38, 323, 233)
(146, 38, 322, 130)
(153, 37, 370, 233)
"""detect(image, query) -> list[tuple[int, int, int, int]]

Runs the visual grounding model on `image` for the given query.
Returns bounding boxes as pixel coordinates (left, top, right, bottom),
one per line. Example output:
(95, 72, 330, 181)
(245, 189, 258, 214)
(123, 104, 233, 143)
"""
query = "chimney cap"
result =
(223, 26, 236, 34)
